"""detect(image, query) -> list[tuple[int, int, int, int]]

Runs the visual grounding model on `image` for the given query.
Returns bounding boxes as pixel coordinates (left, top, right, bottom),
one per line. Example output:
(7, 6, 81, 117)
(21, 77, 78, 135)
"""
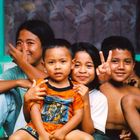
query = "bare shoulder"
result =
(123, 85, 140, 95)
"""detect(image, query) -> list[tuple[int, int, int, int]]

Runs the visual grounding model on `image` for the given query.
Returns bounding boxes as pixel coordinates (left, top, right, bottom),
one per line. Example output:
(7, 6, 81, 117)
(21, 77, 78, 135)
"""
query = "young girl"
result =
(71, 42, 108, 139)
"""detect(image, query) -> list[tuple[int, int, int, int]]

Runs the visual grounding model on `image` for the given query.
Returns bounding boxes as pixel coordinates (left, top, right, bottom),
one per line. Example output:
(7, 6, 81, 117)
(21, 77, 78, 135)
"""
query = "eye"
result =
(87, 64, 93, 69)
(111, 59, 118, 63)
(61, 60, 67, 63)
(16, 41, 22, 46)
(74, 63, 80, 67)
(27, 41, 34, 45)
(47, 61, 54, 64)
(124, 59, 133, 65)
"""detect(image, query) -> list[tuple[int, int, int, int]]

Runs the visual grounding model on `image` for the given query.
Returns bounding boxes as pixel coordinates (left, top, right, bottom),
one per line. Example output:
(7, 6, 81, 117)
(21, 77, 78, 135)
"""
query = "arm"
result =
(30, 103, 50, 139)
(51, 108, 83, 140)
(81, 94, 94, 134)
(8, 43, 47, 80)
(73, 84, 94, 134)
(0, 79, 31, 93)
(23, 80, 47, 122)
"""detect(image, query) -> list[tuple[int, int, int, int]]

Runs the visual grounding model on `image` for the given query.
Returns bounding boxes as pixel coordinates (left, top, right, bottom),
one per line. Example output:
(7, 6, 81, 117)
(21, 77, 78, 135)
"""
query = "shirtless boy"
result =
(96, 35, 140, 139)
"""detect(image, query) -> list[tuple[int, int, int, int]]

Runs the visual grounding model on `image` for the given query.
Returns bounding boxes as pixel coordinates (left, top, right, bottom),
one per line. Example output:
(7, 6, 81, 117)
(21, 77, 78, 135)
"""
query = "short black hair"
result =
(101, 35, 135, 61)
(16, 19, 55, 49)
(42, 38, 72, 60)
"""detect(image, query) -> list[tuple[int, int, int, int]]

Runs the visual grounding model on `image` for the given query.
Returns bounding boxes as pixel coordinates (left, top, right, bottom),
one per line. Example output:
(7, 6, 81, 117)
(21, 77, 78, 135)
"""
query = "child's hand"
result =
(96, 50, 112, 84)
(39, 131, 51, 140)
(119, 129, 131, 140)
(73, 84, 89, 100)
(50, 129, 66, 140)
(24, 79, 47, 103)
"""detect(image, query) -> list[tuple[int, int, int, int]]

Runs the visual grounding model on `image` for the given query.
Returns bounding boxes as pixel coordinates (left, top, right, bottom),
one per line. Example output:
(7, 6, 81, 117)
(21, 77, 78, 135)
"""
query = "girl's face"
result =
(72, 51, 95, 85)
(16, 29, 42, 66)
(110, 49, 135, 82)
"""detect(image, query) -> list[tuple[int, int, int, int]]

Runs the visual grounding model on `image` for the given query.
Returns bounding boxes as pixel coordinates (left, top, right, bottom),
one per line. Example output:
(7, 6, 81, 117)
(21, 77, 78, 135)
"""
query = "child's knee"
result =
(85, 135, 94, 140)
(9, 134, 21, 140)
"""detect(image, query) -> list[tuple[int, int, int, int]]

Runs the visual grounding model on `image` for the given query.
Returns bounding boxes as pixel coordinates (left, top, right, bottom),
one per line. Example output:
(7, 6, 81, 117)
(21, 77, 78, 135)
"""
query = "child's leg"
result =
(9, 130, 36, 140)
(65, 129, 94, 140)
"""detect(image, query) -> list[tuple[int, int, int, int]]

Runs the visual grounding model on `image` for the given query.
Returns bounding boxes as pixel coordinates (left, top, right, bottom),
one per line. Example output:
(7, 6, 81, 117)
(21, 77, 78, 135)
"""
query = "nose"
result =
(55, 62, 61, 69)
(118, 61, 124, 69)
(22, 43, 28, 51)
(79, 66, 86, 73)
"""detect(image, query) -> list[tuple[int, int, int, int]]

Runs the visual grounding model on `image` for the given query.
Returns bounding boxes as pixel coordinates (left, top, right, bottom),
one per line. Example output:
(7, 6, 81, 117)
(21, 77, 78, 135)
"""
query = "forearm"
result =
(30, 104, 47, 135)
(17, 61, 47, 80)
(81, 97, 94, 134)
(23, 97, 31, 122)
(0, 80, 20, 93)
(60, 109, 83, 134)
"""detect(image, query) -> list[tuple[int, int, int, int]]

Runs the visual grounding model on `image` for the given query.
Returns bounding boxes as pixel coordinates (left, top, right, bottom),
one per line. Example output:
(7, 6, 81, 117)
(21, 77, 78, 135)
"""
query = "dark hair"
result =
(16, 19, 55, 48)
(101, 35, 135, 61)
(72, 42, 101, 89)
(42, 38, 72, 59)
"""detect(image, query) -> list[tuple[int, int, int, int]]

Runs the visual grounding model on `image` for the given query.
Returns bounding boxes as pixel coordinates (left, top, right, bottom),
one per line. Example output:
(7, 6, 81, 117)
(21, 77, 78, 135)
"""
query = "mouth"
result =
(77, 76, 88, 81)
(54, 72, 63, 77)
(115, 72, 126, 77)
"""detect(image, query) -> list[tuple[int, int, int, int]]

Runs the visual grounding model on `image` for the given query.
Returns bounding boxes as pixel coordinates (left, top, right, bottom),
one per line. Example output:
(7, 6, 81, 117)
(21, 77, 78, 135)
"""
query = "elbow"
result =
(81, 124, 95, 134)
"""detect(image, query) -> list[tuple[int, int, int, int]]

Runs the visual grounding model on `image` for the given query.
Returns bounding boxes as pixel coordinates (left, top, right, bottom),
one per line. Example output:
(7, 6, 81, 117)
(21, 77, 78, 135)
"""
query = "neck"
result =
(109, 79, 124, 87)
(48, 78, 70, 88)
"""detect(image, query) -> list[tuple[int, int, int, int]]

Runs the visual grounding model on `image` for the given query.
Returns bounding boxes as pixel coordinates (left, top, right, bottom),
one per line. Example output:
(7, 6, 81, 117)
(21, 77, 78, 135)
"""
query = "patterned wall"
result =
(4, 0, 139, 53)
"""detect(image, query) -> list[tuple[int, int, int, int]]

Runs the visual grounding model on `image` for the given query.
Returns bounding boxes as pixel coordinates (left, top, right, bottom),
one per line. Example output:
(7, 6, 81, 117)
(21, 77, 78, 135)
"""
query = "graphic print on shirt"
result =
(41, 95, 73, 124)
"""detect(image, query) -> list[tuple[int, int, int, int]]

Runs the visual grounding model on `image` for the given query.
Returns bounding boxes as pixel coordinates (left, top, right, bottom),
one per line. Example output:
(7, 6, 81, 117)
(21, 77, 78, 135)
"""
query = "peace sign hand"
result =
(96, 50, 112, 84)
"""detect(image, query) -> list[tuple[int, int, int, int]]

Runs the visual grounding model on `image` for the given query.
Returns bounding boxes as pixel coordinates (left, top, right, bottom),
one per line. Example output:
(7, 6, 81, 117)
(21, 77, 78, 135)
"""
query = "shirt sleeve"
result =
(72, 93, 84, 111)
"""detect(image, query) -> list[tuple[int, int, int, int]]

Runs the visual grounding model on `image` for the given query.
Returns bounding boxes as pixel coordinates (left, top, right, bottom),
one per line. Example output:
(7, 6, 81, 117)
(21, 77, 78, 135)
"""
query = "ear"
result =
(71, 59, 75, 70)
(40, 59, 47, 73)
(132, 61, 135, 70)
(41, 59, 45, 66)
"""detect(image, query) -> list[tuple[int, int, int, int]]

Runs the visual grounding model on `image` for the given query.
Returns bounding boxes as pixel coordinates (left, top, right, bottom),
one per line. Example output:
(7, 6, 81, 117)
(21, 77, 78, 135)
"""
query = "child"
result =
(0, 19, 54, 136)
(24, 42, 108, 140)
(71, 42, 108, 139)
(9, 39, 94, 140)
(96, 35, 140, 139)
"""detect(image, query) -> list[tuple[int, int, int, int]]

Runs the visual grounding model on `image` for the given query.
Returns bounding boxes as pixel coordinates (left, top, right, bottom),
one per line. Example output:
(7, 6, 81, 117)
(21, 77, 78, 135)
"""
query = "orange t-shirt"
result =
(27, 79, 83, 133)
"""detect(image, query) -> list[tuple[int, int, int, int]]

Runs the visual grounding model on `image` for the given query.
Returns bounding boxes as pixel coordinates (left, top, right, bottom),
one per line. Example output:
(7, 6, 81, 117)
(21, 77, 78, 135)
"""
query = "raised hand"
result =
(73, 84, 89, 100)
(96, 50, 112, 84)
(8, 43, 28, 64)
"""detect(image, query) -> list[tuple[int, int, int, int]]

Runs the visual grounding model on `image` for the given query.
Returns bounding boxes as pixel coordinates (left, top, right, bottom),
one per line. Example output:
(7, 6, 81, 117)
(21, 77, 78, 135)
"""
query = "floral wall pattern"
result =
(5, 0, 139, 53)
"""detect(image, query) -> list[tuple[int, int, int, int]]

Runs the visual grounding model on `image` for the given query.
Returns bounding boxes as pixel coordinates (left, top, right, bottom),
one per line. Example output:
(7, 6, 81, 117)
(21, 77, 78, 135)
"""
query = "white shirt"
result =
(89, 89, 108, 133)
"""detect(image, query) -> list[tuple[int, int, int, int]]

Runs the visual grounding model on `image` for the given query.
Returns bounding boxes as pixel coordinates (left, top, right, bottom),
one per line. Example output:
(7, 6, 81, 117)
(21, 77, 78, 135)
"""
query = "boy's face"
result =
(72, 51, 95, 85)
(16, 29, 42, 65)
(44, 47, 72, 82)
(110, 49, 135, 82)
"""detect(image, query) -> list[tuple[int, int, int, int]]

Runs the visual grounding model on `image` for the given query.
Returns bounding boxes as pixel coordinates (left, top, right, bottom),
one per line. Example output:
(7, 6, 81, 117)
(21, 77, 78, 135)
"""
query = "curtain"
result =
(5, 0, 138, 52)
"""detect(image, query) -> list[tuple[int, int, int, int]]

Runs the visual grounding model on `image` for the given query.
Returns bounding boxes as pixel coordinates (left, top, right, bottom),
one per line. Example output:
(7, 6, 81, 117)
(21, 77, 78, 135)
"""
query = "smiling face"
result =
(71, 51, 95, 85)
(16, 29, 43, 65)
(110, 49, 135, 82)
(44, 47, 72, 83)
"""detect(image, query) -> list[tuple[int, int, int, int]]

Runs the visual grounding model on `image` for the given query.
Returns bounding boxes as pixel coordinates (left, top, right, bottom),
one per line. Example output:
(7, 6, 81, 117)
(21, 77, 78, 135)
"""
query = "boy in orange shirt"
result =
(9, 39, 93, 140)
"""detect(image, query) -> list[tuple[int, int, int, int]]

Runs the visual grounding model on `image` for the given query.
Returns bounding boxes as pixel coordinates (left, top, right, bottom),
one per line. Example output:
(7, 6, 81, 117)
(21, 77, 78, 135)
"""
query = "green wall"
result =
(0, 0, 11, 73)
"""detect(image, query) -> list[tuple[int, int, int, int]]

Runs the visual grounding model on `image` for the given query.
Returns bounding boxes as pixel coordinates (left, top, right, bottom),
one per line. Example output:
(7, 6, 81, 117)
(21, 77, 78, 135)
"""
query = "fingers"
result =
(99, 51, 105, 64)
(32, 79, 37, 87)
(32, 79, 48, 88)
(107, 50, 112, 62)
(73, 84, 89, 96)
(37, 79, 48, 87)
